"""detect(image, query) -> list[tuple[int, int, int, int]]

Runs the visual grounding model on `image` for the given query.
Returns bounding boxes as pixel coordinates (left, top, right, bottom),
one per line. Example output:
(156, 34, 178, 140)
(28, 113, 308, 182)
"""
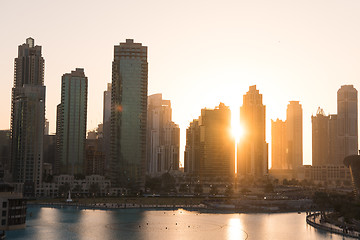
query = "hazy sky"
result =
(1, 0, 360, 166)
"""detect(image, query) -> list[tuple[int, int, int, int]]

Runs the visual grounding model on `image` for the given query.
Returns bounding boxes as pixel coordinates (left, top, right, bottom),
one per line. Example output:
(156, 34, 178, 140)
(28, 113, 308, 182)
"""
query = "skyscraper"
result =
(10, 38, 45, 196)
(147, 94, 179, 176)
(185, 103, 234, 178)
(238, 85, 268, 177)
(110, 39, 148, 190)
(337, 85, 358, 164)
(286, 101, 303, 169)
(271, 119, 287, 169)
(311, 108, 330, 166)
(56, 68, 88, 175)
(184, 119, 200, 175)
(103, 83, 111, 175)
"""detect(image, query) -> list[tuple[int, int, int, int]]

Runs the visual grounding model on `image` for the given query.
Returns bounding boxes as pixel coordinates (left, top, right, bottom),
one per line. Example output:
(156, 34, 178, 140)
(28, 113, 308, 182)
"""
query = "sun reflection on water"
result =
(227, 217, 248, 240)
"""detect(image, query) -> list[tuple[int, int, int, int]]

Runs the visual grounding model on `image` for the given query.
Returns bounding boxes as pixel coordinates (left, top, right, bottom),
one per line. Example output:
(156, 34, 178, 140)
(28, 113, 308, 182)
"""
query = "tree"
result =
(264, 183, 274, 193)
(73, 184, 83, 196)
(209, 185, 218, 195)
(58, 183, 71, 197)
(194, 184, 203, 195)
(89, 183, 100, 197)
(161, 173, 176, 192)
(179, 184, 189, 193)
(225, 185, 234, 197)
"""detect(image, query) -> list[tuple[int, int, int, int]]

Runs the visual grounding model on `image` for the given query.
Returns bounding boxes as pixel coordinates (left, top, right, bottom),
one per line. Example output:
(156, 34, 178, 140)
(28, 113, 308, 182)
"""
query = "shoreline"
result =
(27, 202, 312, 214)
(306, 213, 360, 239)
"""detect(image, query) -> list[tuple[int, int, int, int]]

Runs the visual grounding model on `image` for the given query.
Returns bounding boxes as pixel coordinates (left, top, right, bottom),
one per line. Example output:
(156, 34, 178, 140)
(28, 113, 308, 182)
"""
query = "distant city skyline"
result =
(2, 1, 360, 167)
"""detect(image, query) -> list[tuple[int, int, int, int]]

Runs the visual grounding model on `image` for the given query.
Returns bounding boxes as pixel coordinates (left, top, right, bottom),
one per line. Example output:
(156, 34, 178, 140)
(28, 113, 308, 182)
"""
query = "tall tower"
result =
(337, 85, 358, 164)
(286, 101, 303, 169)
(185, 103, 234, 178)
(184, 119, 201, 175)
(271, 119, 287, 169)
(238, 85, 268, 177)
(147, 94, 179, 176)
(311, 108, 330, 166)
(56, 68, 88, 175)
(10, 38, 45, 196)
(103, 83, 111, 175)
(110, 39, 148, 190)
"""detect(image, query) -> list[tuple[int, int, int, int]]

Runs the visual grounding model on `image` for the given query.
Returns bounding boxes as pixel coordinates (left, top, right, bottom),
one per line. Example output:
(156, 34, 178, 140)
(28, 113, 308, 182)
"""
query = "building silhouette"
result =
(337, 85, 358, 164)
(271, 119, 287, 169)
(103, 83, 111, 175)
(185, 103, 234, 178)
(110, 39, 148, 190)
(56, 68, 88, 175)
(238, 85, 268, 177)
(184, 120, 200, 175)
(10, 38, 45, 196)
(147, 94, 180, 176)
(311, 108, 330, 166)
(310, 85, 358, 167)
(286, 101, 303, 169)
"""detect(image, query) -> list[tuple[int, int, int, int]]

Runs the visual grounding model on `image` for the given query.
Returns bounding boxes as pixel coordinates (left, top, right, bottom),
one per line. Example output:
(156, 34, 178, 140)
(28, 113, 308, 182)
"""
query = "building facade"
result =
(147, 94, 180, 176)
(271, 119, 287, 169)
(286, 101, 303, 169)
(103, 83, 111, 175)
(110, 39, 148, 190)
(184, 120, 201, 175)
(337, 85, 358, 164)
(238, 86, 268, 178)
(311, 108, 330, 166)
(10, 38, 45, 196)
(56, 68, 88, 175)
(185, 103, 234, 178)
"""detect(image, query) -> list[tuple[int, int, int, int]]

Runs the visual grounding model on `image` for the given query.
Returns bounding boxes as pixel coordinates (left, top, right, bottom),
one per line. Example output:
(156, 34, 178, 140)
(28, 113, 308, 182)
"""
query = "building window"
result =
(2, 211, 5, 217)
(2, 202, 7, 208)
(1, 220, 5, 226)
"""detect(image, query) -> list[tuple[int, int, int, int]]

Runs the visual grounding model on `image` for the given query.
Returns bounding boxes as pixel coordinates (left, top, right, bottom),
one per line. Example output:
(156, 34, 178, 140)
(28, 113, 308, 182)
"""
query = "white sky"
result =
(1, 0, 360, 166)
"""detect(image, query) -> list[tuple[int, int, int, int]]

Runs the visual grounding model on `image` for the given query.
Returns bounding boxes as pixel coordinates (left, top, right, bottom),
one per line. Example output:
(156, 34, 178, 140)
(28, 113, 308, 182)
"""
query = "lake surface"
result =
(7, 206, 352, 240)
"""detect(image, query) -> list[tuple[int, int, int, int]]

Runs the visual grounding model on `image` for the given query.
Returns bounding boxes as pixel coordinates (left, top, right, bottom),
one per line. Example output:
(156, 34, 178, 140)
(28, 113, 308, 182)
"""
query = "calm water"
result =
(7, 206, 352, 240)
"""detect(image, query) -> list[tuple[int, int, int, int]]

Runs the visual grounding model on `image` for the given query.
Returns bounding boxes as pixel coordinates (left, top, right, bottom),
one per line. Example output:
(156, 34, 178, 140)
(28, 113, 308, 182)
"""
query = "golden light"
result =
(231, 124, 244, 141)
(230, 105, 244, 142)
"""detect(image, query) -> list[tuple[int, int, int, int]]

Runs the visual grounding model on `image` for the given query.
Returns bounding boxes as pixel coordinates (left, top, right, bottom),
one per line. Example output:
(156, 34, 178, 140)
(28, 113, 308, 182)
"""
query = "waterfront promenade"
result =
(306, 212, 360, 239)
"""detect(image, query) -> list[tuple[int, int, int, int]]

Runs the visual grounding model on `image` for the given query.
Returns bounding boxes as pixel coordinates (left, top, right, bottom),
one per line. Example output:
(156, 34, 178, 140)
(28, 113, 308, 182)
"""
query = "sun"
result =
(231, 124, 244, 141)
(229, 105, 244, 142)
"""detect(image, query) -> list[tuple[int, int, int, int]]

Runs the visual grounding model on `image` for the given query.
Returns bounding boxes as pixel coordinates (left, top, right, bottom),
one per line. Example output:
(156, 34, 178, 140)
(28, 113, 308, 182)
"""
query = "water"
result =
(7, 206, 352, 240)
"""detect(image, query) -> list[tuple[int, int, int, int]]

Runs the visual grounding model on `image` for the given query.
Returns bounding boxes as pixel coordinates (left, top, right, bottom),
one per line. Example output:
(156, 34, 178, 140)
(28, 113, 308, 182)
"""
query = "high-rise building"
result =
(0, 130, 11, 180)
(184, 103, 234, 178)
(286, 101, 303, 169)
(238, 85, 268, 177)
(311, 108, 330, 166)
(147, 94, 180, 176)
(110, 39, 148, 190)
(328, 114, 338, 165)
(337, 85, 358, 164)
(56, 68, 88, 175)
(10, 38, 45, 196)
(184, 120, 200, 175)
(103, 83, 111, 174)
(271, 119, 287, 169)
(85, 138, 105, 176)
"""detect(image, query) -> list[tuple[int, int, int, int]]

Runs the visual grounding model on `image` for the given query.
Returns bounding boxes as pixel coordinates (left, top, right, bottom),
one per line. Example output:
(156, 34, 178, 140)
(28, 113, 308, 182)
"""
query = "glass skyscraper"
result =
(110, 39, 148, 190)
(56, 68, 88, 175)
(10, 38, 45, 196)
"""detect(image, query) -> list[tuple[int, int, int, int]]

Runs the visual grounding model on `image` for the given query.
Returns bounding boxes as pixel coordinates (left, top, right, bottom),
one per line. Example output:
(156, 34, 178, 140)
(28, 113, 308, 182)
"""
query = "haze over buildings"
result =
(147, 94, 180, 176)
